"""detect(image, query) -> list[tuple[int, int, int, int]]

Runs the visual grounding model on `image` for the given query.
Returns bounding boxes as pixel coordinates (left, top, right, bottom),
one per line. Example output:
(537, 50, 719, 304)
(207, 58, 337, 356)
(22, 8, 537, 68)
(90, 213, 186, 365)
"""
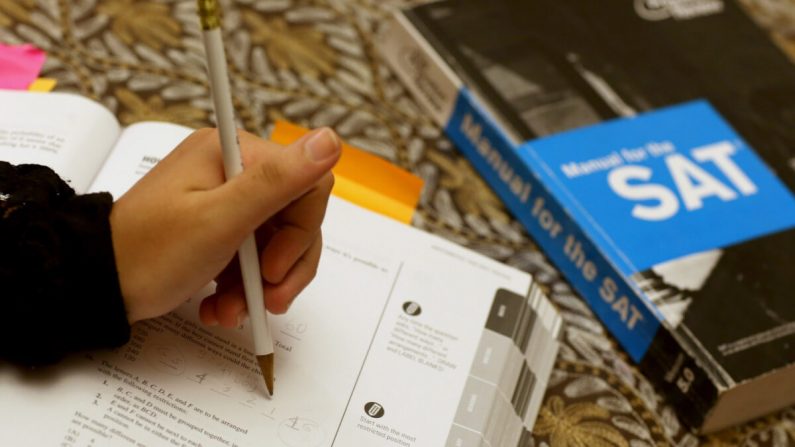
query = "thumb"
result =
(211, 127, 341, 231)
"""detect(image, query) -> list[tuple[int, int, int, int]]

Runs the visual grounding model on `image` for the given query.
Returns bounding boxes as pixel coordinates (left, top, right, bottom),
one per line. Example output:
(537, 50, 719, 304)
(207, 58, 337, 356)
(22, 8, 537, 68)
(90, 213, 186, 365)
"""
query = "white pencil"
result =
(197, 0, 274, 396)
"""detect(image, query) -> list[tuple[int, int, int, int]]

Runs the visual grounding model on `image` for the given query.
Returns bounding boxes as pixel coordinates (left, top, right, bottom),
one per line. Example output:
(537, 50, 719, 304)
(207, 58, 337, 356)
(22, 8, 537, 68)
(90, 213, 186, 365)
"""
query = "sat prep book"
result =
(379, 0, 795, 432)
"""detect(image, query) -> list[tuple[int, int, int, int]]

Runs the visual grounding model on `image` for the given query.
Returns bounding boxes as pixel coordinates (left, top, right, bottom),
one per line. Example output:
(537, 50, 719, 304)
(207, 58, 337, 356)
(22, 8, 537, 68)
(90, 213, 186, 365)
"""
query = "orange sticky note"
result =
(28, 78, 57, 92)
(271, 120, 424, 224)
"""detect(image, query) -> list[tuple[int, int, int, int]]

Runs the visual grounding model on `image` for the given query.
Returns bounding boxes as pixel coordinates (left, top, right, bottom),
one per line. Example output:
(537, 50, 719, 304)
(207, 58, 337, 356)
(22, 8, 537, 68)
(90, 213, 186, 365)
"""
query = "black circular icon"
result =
(402, 301, 421, 316)
(364, 402, 385, 418)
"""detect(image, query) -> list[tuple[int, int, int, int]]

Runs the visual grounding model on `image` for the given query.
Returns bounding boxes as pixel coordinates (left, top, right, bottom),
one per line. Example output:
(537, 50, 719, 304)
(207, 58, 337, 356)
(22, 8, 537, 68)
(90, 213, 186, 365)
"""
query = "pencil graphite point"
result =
(257, 354, 275, 396)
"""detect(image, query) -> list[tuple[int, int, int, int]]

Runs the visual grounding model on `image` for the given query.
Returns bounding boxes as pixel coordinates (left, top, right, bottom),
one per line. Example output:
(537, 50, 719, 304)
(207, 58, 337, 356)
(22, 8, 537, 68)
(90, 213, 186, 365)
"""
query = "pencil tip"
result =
(257, 354, 274, 396)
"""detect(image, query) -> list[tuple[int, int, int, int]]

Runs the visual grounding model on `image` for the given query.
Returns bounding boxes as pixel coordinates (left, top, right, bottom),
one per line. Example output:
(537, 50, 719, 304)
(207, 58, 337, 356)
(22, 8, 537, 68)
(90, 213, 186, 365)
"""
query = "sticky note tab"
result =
(0, 43, 46, 90)
(271, 120, 424, 224)
(28, 78, 57, 92)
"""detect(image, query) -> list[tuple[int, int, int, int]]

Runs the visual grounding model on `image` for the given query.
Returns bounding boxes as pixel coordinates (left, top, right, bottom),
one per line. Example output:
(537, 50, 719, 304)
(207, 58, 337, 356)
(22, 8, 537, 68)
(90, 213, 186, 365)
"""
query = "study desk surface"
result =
(4, 0, 794, 445)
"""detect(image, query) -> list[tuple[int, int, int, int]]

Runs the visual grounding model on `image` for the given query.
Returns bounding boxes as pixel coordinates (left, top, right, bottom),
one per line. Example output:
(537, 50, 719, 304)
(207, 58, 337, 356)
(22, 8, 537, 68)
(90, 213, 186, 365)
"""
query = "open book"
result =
(0, 90, 562, 447)
(0, 90, 198, 198)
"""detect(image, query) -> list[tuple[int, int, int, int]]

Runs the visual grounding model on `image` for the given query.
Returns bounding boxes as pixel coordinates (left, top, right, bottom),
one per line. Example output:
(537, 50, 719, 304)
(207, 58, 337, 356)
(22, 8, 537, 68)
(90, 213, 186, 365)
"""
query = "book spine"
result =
(445, 88, 660, 359)
(378, 10, 720, 430)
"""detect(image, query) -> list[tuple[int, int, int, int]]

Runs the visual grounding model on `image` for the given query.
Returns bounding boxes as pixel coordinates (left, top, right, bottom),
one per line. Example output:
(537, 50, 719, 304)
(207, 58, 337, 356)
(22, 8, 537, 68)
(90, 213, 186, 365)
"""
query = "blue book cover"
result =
(521, 100, 795, 377)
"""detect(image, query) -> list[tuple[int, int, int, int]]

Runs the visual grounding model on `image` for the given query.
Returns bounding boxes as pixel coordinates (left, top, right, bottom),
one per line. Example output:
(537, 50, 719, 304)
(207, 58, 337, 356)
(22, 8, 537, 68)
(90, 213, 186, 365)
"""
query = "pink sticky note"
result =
(0, 43, 46, 90)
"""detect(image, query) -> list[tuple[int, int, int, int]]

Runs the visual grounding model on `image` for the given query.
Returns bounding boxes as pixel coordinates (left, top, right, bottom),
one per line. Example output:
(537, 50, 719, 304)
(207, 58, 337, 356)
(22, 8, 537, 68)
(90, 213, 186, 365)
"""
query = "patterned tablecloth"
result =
(3, 1, 795, 445)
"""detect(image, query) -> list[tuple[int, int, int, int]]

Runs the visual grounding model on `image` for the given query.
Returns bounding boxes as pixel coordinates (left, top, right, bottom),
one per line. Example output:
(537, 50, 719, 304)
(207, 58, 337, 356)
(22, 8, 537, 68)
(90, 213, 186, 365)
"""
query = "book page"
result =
(0, 193, 547, 447)
(0, 90, 120, 193)
(0, 222, 397, 447)
(88, 121, 193, 197)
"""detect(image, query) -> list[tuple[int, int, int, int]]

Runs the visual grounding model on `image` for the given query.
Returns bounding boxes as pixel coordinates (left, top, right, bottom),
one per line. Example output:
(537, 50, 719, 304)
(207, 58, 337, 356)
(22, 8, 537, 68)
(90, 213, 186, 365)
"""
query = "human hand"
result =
(110, 127, 340, 326)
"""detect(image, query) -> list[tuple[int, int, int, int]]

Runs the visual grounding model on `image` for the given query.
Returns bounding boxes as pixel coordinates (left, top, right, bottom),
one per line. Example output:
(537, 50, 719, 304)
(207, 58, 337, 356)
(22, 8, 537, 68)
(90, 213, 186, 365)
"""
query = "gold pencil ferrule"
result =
(197, 0, 222, 30)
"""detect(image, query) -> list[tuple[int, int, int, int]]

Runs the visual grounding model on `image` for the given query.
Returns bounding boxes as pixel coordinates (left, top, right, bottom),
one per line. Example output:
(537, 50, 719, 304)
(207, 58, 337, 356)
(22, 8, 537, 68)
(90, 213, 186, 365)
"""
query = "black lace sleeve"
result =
(0, 161, 130, 366)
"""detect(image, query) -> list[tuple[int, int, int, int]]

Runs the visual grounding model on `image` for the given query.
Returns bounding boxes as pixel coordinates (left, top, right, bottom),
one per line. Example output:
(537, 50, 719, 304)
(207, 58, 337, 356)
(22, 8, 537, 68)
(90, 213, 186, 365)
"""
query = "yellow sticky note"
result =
(271, 120, 424, 224)
(28, 78, 57, 92)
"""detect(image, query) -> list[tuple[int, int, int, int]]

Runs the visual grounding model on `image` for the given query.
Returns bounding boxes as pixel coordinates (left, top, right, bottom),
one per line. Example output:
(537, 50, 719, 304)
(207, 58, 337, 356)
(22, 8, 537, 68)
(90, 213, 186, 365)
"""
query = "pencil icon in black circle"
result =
(402, 301, 421, 316)
(364, 402, 385, 418)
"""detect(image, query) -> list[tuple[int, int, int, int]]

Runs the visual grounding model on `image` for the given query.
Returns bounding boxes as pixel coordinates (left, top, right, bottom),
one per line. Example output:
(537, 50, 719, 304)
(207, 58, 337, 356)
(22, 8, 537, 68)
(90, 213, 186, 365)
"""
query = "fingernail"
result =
(304, 128, 340, 162)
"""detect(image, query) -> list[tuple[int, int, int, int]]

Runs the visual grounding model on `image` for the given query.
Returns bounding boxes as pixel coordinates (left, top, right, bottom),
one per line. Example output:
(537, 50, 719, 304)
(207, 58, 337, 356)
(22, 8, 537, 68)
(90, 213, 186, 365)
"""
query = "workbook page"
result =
(0, 195, 541, 447)
(0, 90, 121, 193)
(0, 228, 397, 447)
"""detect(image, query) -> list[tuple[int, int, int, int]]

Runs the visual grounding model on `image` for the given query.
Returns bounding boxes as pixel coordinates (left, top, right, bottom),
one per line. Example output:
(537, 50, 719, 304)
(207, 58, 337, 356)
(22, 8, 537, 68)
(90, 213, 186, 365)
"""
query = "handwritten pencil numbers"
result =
(286, 321, 308, 335)
(286, 417, 301, 430)
(278, 417, 323, 447)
